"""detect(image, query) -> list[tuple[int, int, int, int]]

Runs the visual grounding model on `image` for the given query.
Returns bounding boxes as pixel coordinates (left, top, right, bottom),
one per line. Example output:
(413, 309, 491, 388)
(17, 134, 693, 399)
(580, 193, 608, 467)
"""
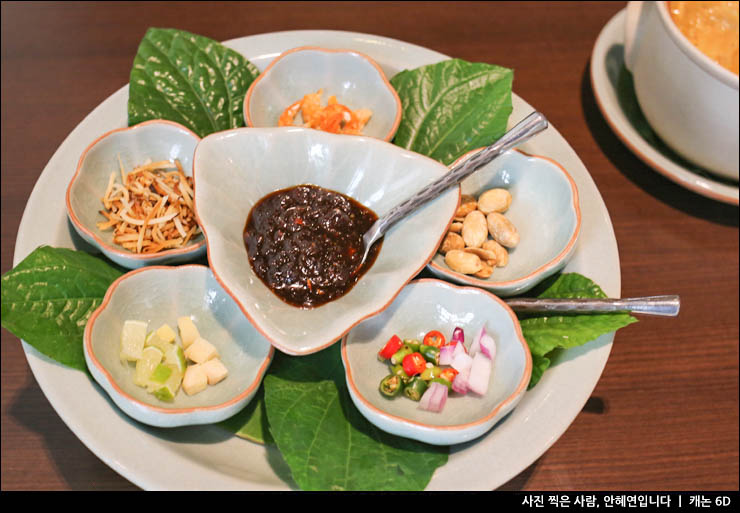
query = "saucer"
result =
(590, 9, 739, 206)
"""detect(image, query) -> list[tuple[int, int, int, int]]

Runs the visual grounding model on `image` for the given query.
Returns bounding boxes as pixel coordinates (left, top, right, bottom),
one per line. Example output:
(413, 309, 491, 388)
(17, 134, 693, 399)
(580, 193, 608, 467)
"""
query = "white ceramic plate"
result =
(14, 30, 620, 491)
(590, 9, 739, 206)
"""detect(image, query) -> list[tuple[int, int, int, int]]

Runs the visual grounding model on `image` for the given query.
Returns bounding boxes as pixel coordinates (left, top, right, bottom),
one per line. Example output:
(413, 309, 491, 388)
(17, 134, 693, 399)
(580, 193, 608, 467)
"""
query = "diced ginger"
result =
(177, 316, 200, 348)
(184, 337, 218, 364)
(155, 323, 177, 344)
(182, 364, 208, 396)
(201, 358, 228, 385)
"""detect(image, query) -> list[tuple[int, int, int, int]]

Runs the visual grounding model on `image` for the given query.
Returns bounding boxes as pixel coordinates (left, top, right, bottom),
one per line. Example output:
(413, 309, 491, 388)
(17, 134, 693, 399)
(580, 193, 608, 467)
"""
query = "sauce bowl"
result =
(192, 127, 459, 355)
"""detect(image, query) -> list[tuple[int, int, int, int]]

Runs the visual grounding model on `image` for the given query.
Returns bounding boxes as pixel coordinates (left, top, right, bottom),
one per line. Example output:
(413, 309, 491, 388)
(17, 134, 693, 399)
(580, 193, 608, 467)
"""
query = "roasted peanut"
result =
(461, 210, 487, 248)
(477, 188, 512, 214)
(449, 221, 463, 233)
(445, 249, 483, 275)
(482, 239, 508, 267)
(474, 261, 494, 279)
(455, 194, 478, 217)
(439, 231, 464, 254)
(487, 212, 519, 248)
(464, 247, 498, 267)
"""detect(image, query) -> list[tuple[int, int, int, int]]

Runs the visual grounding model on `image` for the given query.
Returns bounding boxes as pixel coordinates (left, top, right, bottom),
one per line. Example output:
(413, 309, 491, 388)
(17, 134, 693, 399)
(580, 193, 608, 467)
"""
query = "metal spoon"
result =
(357, 111, 549, 267)
(505, 295, 681, 317)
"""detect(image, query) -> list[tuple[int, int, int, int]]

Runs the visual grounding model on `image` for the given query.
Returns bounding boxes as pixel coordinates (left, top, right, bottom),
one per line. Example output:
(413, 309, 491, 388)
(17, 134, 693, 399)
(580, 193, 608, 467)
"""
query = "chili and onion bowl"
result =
(244, 46, 402, 141)
(84, 265, 274, 428)
(341, 279, 532, 446)
(427, 148, 581, 296)
(192, 127, 459, 356)
(66, 119, 206, 269)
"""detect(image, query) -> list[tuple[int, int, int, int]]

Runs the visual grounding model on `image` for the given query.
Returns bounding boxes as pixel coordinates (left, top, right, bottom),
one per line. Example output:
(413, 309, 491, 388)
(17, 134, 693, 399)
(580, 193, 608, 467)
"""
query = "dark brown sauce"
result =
(244, 184, 382, 308)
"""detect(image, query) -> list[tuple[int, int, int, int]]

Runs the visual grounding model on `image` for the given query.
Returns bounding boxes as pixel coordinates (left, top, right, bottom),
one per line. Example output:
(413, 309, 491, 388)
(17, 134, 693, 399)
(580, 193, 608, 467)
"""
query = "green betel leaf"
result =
(128, 28, 260, 137)
(519, 273, 638, 388)
(218, 385, 274, 445)
(1, 246, 124, 371)
(390, 59, 513, 165)
(263, 345, 448, 491)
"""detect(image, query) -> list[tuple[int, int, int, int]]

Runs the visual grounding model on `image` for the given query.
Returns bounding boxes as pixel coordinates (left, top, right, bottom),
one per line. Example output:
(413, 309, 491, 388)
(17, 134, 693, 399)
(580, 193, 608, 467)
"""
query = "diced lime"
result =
(145, 332, 173, 353)
(120, 320, 148, 362)
(147, 363, 182, 402)
(134, 346, 163, 387)
(150, 363, 173, 384)
(164, 344, 187, 373)
(155, 323, 177, 343)
(151, 385, 176, 402)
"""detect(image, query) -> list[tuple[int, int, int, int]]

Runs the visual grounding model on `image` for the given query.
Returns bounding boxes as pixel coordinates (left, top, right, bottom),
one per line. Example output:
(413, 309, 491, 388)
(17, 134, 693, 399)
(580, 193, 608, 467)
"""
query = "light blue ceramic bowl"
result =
(193, 127, 459, 356)
(341, 279, 532, 446)
(427, 149, 581, 296)
(244, 46, 402, 141)
(84, 265, 274, 428)
(66, 120, 206, 269)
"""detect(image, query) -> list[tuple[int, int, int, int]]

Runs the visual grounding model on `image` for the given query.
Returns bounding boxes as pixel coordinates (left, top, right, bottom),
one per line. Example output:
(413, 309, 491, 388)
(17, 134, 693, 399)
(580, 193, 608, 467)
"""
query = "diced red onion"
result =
(470, 325, 486, 356)
(419, 382, 448, 412)
(451, 327, 465, 345)
(468, 352, 491, 395)
(478, 332, 496, 361)
(439, 344, 455, 366)
(451, 367, 470, 395)
(452, 340, 467, 358)
(451, 351, 473, 374)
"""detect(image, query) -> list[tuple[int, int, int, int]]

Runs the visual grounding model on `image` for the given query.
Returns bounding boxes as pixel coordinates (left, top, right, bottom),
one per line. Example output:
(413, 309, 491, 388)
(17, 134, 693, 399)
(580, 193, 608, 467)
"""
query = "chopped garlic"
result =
(184, 337, 218, 364)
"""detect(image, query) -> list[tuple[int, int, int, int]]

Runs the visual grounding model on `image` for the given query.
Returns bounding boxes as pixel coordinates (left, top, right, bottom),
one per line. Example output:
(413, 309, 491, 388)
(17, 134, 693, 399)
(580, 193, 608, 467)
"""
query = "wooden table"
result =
(2, 1, 738, 491)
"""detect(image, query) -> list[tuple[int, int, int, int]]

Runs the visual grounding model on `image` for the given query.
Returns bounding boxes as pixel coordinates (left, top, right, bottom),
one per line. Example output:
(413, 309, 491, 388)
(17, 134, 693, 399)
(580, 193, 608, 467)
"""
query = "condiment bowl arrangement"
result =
(84, 265, 274, 428)
(66, 120, 206, 269)
(427, 149, 581, 296)
(243, 46, 402, 141)
(192, 127, 459, 355)
(341, 279, 532, 446)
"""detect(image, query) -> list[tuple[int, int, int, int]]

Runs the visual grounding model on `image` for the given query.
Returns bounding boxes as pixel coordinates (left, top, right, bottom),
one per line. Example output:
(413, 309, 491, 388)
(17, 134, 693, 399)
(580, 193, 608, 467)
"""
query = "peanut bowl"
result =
(192, 127, 459, 355)
(341, 279, 532, 446)
(427, 149, 581, 297)
(66, 120, 205, 269)
(244, 46, 402, 141)
(83, 265, 274, 428)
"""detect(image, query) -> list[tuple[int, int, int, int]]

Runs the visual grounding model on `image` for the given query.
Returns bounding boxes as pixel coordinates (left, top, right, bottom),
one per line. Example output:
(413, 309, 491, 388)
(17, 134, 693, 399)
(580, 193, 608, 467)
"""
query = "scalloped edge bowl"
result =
(427, 148, 581, 296)
(341, 278, 532, 446)
(84, 264, 274, 428)
(244, 46, 402, 141)
(66, 119, 206, 269)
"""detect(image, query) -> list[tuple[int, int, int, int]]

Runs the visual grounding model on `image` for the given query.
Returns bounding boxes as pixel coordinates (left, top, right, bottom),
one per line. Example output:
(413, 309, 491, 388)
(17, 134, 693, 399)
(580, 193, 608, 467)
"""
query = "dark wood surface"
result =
(2, 1, 738, 491)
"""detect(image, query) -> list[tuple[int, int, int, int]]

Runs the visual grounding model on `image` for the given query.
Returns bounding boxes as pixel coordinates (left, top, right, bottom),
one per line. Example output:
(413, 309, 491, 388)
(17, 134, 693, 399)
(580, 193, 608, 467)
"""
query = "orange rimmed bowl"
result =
(341, 279, 532, 446)
(244, 46, 401, 141)
(84, 265, 273, 428)
(427, 148, 581, 297)
(66, 120, 205, 269)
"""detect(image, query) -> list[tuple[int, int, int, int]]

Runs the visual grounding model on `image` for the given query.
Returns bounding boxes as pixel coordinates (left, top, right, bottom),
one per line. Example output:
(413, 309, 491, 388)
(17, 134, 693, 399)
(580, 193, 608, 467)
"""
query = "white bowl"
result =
(244, 46, 402, 141)
(624, 1, 739, 180)
(84, 265, 274, 428)
(427, 149, 581, 297)
(66, 120, 206, 269)
(341, 279, 532, 446)
(193, 127, 459, 355)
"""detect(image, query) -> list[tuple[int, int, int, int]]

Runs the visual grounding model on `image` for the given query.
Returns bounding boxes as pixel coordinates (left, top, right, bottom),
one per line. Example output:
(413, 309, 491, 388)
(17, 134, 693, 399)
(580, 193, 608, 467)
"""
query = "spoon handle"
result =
(505, 295, 681, 317)
(364, 111, 549, 246)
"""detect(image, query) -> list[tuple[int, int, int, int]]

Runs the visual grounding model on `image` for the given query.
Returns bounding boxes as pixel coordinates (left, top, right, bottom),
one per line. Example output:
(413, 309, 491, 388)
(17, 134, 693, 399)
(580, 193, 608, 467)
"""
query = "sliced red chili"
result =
(402, 352, 427, 377)
(378, 334, 403, 360)
(439, 367, 459, 383)
(423, 330, 446, 348)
